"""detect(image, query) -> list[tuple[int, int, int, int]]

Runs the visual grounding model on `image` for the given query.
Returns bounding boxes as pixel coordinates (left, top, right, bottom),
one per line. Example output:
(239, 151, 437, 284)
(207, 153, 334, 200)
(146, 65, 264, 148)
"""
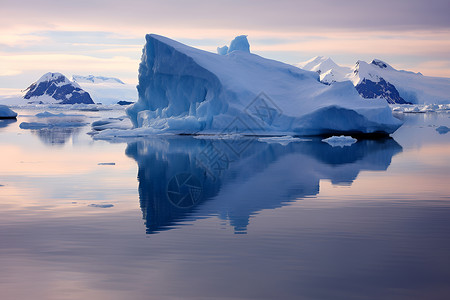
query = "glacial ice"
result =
(322, 135, 357, 147)
(124, 34, 402, 137)
(0, 105, 17, 119)
(217, 35, 250, 55)
(258, 136, 310, 146)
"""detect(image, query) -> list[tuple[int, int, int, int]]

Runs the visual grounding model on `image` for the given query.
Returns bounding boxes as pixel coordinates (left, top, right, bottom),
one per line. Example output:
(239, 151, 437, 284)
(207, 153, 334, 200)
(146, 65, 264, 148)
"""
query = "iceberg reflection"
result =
(126, 137, 402, 234)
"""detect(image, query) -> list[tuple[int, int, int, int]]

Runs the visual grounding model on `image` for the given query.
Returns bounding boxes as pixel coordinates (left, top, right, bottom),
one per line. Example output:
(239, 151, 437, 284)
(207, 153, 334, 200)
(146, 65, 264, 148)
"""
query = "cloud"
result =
(0, 53, 139, 83)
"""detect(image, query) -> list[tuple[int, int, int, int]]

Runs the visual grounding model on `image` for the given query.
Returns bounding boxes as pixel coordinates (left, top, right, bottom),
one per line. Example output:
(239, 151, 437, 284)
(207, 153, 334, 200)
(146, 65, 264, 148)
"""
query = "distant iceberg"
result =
(125, 34, 402, 137)
(0, 105, 17, 119)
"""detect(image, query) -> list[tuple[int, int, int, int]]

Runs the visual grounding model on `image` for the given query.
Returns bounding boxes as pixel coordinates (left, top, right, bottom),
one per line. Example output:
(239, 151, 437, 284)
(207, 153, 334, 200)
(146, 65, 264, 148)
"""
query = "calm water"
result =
(0, 109, 449, 300)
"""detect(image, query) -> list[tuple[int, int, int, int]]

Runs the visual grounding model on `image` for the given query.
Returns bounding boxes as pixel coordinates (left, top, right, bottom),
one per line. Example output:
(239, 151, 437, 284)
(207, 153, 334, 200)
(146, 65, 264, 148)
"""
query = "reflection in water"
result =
(0, 118, 17, 129)
(32, 127, 82, 145)
(126, 137, 402, 234)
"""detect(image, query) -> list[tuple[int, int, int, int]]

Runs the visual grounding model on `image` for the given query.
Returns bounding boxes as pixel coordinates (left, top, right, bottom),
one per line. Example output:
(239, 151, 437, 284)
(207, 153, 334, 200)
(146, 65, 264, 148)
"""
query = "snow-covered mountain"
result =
(124, 34, 401, 137)
(24, 72, 94, 104)
(72, 75, 125, 84)
(72, 75, 137, 105)
(298, 57, 450, 104)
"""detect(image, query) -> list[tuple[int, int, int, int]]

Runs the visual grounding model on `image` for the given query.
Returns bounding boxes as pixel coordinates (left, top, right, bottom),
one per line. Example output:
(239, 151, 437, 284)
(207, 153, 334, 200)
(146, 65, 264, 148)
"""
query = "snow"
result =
(0, 105, 17, 119)
(217, 35, 250, 55)
(299, 57, 450, 104)
(124, 34, 402, 137)
(72, 75, 125, 84)
(322, 135, 357, 147)
(72, 75, 137, 105)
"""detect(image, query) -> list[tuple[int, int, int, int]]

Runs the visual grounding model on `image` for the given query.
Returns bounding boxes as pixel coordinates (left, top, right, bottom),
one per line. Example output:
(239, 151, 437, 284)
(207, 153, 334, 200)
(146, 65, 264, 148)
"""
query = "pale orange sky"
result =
(1, 0, 449, 88)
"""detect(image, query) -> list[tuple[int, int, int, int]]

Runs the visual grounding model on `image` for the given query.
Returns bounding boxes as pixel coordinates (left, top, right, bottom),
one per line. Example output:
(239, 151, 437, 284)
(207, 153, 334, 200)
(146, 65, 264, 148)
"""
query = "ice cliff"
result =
(127, 34, 402, 136)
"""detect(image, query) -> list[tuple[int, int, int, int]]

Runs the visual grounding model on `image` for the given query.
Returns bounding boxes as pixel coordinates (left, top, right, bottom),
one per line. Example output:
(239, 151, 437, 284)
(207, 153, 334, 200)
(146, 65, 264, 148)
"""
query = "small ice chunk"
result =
(98, 162, 116, 165)
(91, 117, 133, 131)
(88, 204, 114, 208)
(217, 45, 229, 55)
(436, 126, 449, 134)
(322, 135, 357, 147)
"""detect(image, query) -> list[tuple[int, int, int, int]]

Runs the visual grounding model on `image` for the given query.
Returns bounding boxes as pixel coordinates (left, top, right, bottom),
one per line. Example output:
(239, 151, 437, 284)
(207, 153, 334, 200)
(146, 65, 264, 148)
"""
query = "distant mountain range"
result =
(72, 75, 125, 85)
(297, 57, 450, 104)
(72, 75, 137, 105)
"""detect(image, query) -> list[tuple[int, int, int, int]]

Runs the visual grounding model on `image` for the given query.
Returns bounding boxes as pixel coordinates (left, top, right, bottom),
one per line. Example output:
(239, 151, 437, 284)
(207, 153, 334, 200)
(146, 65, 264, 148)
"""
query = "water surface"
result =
(0, 109, 449, 299)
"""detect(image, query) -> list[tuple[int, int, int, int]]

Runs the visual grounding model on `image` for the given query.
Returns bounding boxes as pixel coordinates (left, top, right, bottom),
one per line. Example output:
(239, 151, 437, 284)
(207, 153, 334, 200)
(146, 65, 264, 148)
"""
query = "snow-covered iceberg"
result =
(126, 34, 402, 136)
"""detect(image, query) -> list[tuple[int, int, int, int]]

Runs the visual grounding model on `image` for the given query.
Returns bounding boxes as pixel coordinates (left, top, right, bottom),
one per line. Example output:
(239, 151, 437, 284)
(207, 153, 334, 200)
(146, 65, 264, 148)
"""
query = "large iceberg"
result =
(126, 34, 402, 136)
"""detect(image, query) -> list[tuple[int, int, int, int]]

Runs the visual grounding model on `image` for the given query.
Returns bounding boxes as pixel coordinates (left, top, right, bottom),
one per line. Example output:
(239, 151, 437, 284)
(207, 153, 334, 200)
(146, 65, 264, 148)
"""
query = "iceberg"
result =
(126, 34, 402, 136)
(0, 105, 17, 119)
(322, 135, 357, 147)
(217, 35, 250, 55)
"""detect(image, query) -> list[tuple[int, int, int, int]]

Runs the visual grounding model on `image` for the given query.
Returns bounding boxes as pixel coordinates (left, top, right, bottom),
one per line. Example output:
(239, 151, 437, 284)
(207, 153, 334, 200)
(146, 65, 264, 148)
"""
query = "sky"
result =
(1, 0, 450, 91)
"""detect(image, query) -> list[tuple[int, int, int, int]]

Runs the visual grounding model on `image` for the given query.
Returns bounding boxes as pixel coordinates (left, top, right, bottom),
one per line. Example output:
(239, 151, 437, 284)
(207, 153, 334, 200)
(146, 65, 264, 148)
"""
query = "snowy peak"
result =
(298, 56, 450, 104)
(371, 59, 393, 70)
(299, 56, 338, 74)
(72, 75, 125, 84)
(33, 72, 77, 87)
(298, 56, 351, 84)
(24, 72, 94, 104)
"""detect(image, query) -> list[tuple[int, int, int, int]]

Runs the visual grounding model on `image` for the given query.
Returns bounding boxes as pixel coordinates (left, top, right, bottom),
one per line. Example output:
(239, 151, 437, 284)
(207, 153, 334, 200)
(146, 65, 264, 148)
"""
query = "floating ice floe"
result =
(322, 135, 357, 147)
(391, 104, 450, 113)
(88, 204, 114, 208)
(0, 105, 17, 119)
(91, 117, 133, 132)
(258, 136, 311, 146)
